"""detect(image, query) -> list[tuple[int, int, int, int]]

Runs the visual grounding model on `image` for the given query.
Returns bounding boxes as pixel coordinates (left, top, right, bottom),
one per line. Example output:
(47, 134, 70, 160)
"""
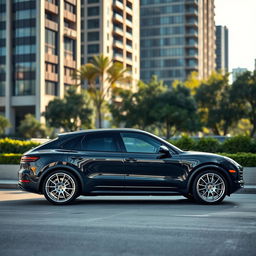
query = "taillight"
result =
(21, 156, 40, 162)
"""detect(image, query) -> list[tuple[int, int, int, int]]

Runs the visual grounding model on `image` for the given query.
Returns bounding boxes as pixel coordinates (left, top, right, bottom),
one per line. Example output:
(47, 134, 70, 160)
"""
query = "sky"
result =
(215, 0, 256, 72)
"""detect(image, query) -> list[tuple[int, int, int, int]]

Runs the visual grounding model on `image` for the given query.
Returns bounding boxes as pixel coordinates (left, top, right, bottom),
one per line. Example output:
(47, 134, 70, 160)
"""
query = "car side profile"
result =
(18, 129, 244, 205)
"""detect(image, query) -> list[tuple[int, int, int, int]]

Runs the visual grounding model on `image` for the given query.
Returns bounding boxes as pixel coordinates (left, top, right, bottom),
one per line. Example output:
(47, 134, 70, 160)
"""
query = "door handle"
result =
(124, 158, 137, 162)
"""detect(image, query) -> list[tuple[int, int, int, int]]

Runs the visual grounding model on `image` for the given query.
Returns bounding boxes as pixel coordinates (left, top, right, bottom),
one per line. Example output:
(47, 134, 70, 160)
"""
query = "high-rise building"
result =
(81, 0, 140, 91)
(140, 0, 216, 85)
(0, 0, 81, 133)
(232, 67, 247, 82)
(215, 25, 228, 72)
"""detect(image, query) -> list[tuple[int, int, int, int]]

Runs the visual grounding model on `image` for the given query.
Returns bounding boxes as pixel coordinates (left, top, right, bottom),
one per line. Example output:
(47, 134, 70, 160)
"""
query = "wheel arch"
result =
(187, 164, 232, 196)
(38, 165, 85, 194)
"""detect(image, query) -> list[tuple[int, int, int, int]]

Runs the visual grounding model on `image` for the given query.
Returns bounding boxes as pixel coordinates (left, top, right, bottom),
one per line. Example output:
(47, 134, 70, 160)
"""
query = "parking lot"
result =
(0, 190, 255, 256)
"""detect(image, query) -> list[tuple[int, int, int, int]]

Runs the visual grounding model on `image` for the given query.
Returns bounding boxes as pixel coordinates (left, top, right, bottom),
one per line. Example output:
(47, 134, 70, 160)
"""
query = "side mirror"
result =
(158, 145, 171, 157)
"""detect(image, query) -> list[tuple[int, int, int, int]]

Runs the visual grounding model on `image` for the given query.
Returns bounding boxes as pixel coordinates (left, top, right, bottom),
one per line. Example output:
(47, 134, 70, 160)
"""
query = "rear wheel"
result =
(192, 170, 227, 204)
(43, 170, 79, 205)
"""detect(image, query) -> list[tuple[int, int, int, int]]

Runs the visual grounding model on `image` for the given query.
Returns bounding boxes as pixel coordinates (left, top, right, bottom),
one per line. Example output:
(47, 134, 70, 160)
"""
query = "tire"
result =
(192, 169, 227, 204)
(42, 170, 79, 205)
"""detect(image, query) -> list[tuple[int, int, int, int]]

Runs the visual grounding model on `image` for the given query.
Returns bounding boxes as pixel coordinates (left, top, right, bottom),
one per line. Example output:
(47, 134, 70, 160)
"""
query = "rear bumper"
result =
(18, 169, 40, 193)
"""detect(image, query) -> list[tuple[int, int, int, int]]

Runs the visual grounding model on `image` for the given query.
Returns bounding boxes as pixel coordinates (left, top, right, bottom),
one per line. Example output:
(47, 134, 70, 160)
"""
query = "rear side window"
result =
(61, 135, 84, 150)
(81, 133, 119, 152)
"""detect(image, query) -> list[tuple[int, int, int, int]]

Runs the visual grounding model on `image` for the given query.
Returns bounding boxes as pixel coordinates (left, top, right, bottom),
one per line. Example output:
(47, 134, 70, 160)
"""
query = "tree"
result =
(44, 87, 93, 131)
(18, 114, 47, 138)
(151, 85, 199, 139)
(195, 72, 244, 135)
(73, 55, 131, 128)
(0, 115, 10, 135)
(110, 76, 166, 129)
(231, 71, 256, 137)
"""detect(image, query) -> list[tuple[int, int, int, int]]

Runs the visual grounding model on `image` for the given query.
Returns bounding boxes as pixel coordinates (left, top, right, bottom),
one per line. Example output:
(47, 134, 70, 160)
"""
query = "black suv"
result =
(18, 129, 244, 205)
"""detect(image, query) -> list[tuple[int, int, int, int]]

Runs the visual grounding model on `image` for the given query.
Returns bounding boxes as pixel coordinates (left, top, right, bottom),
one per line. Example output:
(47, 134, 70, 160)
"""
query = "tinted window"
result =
(61, 135, 84, 150)
(82, 134, 119, 152)
(121, 133, 161, 153)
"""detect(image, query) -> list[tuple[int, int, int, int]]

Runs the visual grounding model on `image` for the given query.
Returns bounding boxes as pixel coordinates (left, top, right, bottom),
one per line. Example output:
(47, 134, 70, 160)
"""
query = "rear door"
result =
(78, 132, 125, 190)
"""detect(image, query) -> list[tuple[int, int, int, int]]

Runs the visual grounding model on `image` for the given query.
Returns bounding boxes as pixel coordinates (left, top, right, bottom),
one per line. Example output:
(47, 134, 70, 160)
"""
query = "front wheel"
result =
(43, 170, 79, 205)
(192, 170, 227, 204)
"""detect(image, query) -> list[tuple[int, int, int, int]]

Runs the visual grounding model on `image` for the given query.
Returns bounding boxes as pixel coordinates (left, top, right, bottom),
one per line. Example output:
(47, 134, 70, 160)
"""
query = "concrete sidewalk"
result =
(0, 179, 255, 194)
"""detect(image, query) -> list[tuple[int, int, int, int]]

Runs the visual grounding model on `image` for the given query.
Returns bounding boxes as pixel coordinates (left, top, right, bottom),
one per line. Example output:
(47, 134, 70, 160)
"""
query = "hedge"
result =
(170, 135, 256, 154)
(0, 153, 256, 167)
(0, 138, 40, 154)
(0, 153, 22, 164)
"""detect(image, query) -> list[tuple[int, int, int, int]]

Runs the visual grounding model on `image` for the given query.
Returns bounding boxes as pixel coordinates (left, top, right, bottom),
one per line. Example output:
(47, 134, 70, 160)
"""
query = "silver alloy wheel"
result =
(196, 173, 225, 203)
(45, 172, 76, 203)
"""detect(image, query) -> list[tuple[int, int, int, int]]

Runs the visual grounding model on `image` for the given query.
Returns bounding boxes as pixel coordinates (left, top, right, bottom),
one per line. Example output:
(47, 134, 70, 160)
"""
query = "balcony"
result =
(113, 0, 124, 10)
(126, 44, 132, 52)
(113, 39, 123, 49)
(45, 54, 58, 64)
(65, 0, 76, 5)
(64, 75, 75, 85)
(126, 6, 132, 15)
(45, 72, 58, 82)
(113, 13, 124, 23)
(64, 27, 77, 39)
(45, 1, 58, 15)
(64, 10, 76, 23)
(185, 8, 198, 16)
(45, 19, 58, 31)
(185, 52, 198, 59)
(185, 30, 198, 37)
(126, 56, 132, 64)
(113, 53, 123, 62)
(126, 31, 132, 40)
(185, 19, 198, 27)
(126, 19, 132, 28)
(113, 26, 124, 36)
(64, 58, 76, 68)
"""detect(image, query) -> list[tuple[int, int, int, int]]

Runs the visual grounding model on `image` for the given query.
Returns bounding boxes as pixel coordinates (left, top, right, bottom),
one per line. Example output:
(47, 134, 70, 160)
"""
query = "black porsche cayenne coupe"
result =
(18, 129, 244, 205)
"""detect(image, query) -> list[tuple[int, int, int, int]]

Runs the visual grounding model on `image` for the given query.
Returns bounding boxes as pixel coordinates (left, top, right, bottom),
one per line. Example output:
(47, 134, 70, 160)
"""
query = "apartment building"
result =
(140, 0, 216, 85)
(0, 0, 80, 133)
(81, 0, 140, 91)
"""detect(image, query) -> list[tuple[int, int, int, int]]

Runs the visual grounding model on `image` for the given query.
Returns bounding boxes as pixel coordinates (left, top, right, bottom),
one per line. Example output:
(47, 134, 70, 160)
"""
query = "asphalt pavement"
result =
(0, 190, 256, 256)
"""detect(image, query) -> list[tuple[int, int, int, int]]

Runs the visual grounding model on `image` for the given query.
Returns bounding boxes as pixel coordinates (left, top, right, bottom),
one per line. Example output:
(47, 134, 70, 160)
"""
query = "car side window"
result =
(61, 135, 84, 150)
(120, 133, 161, 153)
(81, 134, 119, 152)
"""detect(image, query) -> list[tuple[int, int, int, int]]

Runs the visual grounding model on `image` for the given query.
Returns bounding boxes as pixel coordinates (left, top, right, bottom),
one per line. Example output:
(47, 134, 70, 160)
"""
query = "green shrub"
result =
(222, 136, 254, 153)
(195, 137, 221, 153)
(0, 138, 40, 154)
(0, 153, 22, 164)
(220, 153, 256, 167)
(171, 136, 196, 151)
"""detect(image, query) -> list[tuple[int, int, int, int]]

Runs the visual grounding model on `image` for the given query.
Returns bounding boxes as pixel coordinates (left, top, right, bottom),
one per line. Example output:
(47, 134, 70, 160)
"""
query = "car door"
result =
(120, 132, 184, 191)
(67, 132, 125, 191)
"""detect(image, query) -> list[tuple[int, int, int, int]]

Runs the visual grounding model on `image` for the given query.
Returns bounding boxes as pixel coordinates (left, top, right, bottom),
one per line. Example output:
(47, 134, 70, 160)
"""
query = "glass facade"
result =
(0, 0, 5, 96)
(140, 0, 199, 85)
(140, 0, 186, 85)
(12, 0, 36, 96)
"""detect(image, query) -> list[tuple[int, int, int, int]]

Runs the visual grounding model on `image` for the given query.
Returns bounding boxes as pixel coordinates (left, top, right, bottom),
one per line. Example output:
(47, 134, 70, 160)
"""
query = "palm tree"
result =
(73, 55, 132, 128)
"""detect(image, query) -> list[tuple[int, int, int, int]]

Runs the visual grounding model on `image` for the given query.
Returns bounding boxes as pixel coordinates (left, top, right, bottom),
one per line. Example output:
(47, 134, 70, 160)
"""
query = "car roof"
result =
(59, 128, 145, 137)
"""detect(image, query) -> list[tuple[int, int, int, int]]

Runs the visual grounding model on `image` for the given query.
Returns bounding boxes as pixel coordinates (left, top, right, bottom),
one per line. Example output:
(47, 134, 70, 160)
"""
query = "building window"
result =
(87, 19, 99, 29)
(0, 81, 4, 96)
(45, 62, 58, 73)
(64, 37, 76, 60)
(14, 80, 35, 96)
(87, 44, 99, 54)
(45, 29, 57, 55)
(64, 1, 76, 14)
(87, 0, 99, 3)
(45, 81, 57, 96)
(88, 7, 99, 16)
(87, 31, 99, 41)
(46, 0, 59, 5)
(64, 67, 75, 77)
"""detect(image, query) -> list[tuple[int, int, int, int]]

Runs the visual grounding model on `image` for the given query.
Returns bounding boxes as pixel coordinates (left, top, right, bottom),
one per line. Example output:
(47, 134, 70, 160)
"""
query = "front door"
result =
(120, 132, 184, 192)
